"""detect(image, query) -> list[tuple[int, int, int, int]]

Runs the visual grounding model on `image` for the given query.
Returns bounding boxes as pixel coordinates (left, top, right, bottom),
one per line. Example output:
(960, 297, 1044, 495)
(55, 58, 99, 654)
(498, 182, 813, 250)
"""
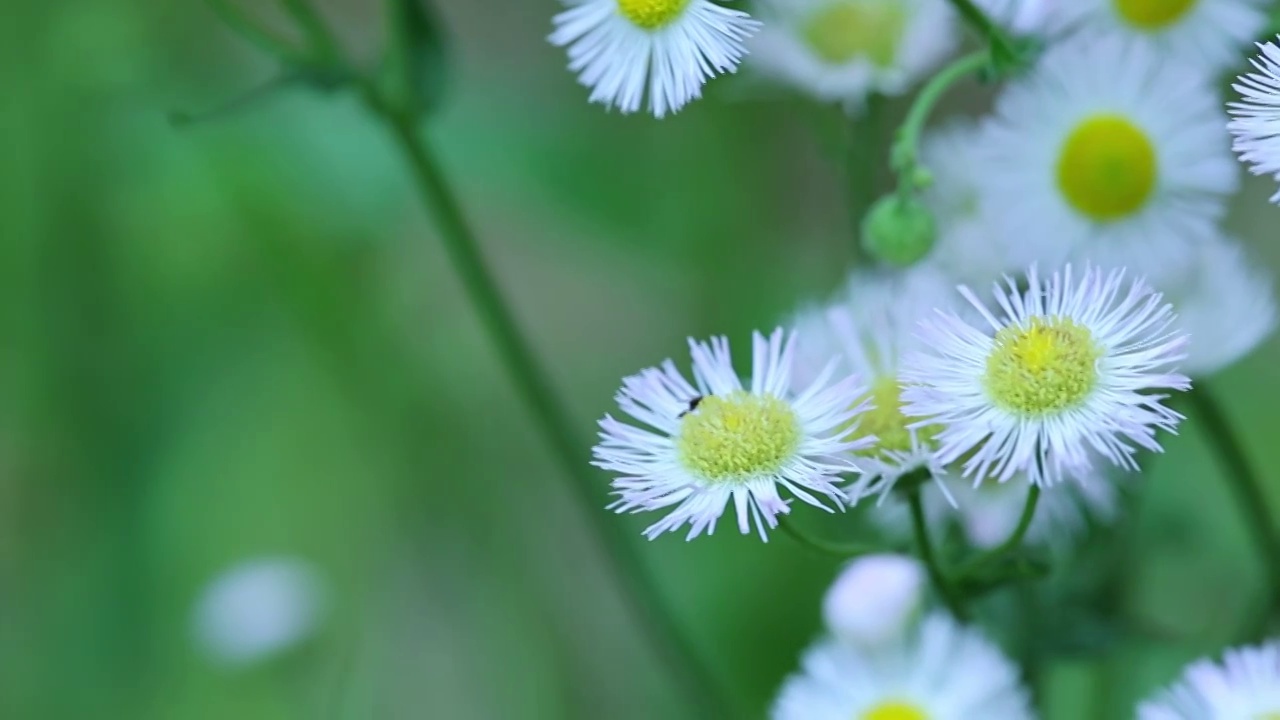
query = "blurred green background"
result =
(4, 0, 1280, 717)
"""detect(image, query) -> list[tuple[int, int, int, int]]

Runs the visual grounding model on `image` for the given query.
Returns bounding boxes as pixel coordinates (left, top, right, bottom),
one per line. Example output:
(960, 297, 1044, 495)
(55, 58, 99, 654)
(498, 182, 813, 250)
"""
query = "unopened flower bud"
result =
(822, 553, 925, 649)
(861, 194, 936, 267)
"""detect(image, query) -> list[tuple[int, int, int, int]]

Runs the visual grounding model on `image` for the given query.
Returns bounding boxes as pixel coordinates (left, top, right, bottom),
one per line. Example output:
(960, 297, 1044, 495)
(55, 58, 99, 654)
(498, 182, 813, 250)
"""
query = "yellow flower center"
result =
(802, 0, 907, 66)
(845, 376, 940, 457)
(1056, 114, 1158, 222)
(616, 0, 692, 30)
(676, 391, 802, 483)
(1114, 0, 1198, 30)
(984, 317, 1103, 416)
(862, 700, 930, 720)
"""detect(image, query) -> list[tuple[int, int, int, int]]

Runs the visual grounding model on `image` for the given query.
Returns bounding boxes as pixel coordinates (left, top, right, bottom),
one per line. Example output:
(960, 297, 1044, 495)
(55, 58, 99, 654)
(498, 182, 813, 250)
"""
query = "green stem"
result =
(845, 95, 882, 263)
(205, 0, 301, 59)
(1190, 383, 1280, 639)
(280, 0, 341, 60)
(890, 51, 987, 191)
(942, 0, 1018, 58)
(906, 487, 969, 621)
(362, 97, 737, 720)
(956, 484, 1041, 580)
(778, 515, 882, 558)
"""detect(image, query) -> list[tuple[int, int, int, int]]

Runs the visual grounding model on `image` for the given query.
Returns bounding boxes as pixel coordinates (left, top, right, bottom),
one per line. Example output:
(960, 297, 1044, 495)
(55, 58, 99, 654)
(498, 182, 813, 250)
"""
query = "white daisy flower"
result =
(549, 0, 761, 118)
(1054, 0, 1266, 74)
(901, 265, 1191, 488)
(917, 121, 1027, 288)
(977, 35, 1237, 286)
(595, 328, 872, 541)
(1230, 38, 1280, 203)
(747, 0, 959, 108)
(192, 557, 327, 666)
(1137, 641, 1280, 719)
(823, 554, 926, 650)
(792, 267, 961, 502)
(1170, 235, 1276, 376)
(772, 613, 1035, 720)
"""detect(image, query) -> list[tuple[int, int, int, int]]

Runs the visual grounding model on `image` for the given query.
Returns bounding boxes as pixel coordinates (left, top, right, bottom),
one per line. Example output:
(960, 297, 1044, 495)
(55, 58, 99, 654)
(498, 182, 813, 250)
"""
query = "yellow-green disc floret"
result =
(676, 391, 802, 482)
(846, 376, 940, 457)
(802, 0, 907, 66)
(616, 0, 692, 30)
(1114, 0, 1197, 30)
(862, 700, 930, 720)
(984, 317, 1103, 416)
(1056, 114, 1157, 222)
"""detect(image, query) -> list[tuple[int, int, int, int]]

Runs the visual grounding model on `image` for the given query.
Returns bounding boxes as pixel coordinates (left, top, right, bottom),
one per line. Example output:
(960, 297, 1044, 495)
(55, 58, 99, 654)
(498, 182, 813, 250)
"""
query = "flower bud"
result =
(861, 194, 936, 267)
(822, 553, 925, 649)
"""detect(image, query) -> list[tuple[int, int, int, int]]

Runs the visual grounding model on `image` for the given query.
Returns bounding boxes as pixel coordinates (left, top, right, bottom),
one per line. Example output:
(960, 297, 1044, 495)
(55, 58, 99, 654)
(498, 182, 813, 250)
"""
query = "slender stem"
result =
(778, 515, 881, 558)
(280, 0, 340, 60)
(956, 484, 1041, 580)
(205, 0, 301, 59)
(942, 0, 1017, 58)
(906, 487, 969, 621)
(890, 52, 987, 190)
(1190, 383, 1280, 639)
(363, 100, 736, 719)
(845, 95, 882, 263)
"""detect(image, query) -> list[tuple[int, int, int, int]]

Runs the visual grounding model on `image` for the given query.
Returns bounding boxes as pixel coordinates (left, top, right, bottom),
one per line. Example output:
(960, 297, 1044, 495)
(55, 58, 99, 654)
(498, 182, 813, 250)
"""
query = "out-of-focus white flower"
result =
(791, 267, 962, 503)
(747, 0, 959, 108)
(977, 0, 1059, 34)
(596, 329, 872, 541)
(1230, 37, 1280, 203)
(902, 265, 1190, 488)
(1137, 640, 1280, 718)
(193, 557, 326, 666)
(918, 121, 1026, 288)
(1170, 235, 1276, 376)
(772, 613, 1034, 720)
(549, 0, 760, 118)
(976, 34, 1237, 286)
(822, 554, 926, 649)
(1054, 0, 1266, 74)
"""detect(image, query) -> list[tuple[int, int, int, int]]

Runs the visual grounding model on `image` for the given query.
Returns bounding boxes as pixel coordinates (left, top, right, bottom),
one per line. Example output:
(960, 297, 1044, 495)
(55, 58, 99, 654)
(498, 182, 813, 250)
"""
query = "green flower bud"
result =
(860, 194, 936, 267)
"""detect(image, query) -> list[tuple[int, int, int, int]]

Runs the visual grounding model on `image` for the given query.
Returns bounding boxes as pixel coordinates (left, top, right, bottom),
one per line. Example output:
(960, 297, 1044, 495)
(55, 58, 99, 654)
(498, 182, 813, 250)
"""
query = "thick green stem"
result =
(956, 484, 1041, 580)
(890, 51, 987, 192)
(907, 487, 969, 621)
(778, 515, 881, 558)
(1190, 383, 1280, 639)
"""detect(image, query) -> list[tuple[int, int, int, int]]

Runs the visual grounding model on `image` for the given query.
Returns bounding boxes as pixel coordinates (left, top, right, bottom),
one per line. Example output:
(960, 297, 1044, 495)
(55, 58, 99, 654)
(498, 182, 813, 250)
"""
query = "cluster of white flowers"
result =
(566, 0, 1280, 716)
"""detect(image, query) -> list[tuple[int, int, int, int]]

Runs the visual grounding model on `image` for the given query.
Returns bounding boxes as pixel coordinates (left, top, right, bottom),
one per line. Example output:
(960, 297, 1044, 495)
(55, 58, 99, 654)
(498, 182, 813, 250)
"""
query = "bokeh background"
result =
(5, 0, 1280, 718)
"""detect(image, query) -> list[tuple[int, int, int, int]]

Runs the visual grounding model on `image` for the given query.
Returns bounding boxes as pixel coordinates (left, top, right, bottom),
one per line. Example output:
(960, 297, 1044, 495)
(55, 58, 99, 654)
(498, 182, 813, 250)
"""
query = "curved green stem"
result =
(1190, 383, 1280, 640)
(907, 487, 969, 621)
(890, 51, 987, 192)
(778, 515, 882, 558)
(956, 484, 1041, 580)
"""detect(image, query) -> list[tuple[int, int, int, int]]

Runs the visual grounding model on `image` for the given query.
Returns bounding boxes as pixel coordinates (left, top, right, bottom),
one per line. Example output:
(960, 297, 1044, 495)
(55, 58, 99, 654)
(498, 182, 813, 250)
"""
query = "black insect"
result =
(678, 395, 705, 418)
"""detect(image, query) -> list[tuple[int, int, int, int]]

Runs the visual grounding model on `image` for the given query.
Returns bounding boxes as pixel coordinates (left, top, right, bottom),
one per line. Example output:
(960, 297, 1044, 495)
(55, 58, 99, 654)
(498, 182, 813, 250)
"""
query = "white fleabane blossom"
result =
(193, 557, 327, 666)
(1171, 235, 1276, 376)
(901, 265, 1190, 488)
(748, 0, 958, 108)
(976, 35, 1237, 286)
(772, 613, 1034, 720)
(822, 554, 925, 650)
(1053, 0, 1266, 74)
(1230, 38, 1280, 203)
(791, 267, 960, 503)
(1137, 641, 1280, 719)
(549, 0, 761, 118)
(918, 121, 1028, 287)
(595, 328, 872, 541)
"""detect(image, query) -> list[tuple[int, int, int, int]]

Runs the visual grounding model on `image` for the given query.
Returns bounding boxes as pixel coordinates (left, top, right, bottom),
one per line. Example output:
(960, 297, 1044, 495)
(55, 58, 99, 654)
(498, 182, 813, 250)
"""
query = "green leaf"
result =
(380, 0, 450, 119)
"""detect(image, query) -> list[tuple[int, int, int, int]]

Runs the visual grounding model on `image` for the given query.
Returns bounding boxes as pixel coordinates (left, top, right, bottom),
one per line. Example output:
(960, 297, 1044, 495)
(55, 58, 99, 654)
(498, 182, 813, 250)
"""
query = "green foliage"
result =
(379, 0, 450, 120)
